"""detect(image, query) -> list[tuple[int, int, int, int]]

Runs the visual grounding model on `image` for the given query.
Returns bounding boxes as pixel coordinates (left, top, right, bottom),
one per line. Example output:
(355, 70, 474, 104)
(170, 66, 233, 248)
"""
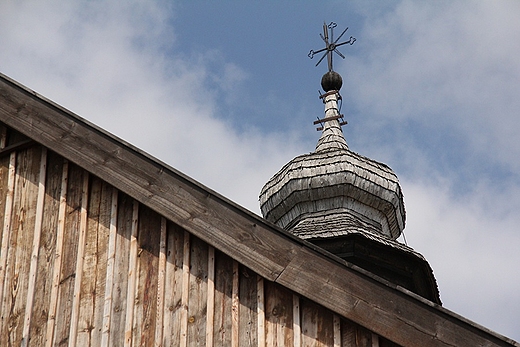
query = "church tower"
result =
(259, 23, 441, 304)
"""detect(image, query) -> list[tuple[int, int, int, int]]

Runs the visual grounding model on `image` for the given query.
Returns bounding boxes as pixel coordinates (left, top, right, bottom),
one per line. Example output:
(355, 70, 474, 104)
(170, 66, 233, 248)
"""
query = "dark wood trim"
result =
(0, 139, 35, 158)
(0, 72, 517, 347)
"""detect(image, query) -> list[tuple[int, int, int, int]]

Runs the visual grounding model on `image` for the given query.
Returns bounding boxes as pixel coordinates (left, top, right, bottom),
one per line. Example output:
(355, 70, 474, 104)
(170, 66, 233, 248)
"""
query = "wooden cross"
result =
(308, 22, 356, 72)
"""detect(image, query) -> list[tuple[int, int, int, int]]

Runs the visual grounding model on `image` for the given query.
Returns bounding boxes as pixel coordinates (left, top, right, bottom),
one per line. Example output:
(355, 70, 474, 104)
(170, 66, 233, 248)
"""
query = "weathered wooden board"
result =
(124, 200, 139, 347)
(162, 222, 186, 347)
(21, 147, 47, 346)
(265, 281, 294, 347)
(206, 245, 215, 347)
(76, 178, 112, 346)
(0, 77, 301, 282)
(301, 298, 334, 347)
(109, 192, 134, 346)
(341, 319, 373, 347)
(28, 151, 63, 345)
(45, 159, 69, 347)
(0, 146, 41, 344)
(213, 250, 233, 345)
(239, 264, 258, 347)
(186, 236, 208, 346)
(53, 163, 85, 346)
(132, 204, 161, 347)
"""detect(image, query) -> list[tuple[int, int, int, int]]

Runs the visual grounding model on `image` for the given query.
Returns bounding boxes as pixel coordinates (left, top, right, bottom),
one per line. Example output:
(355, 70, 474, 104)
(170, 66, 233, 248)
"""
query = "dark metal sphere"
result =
(321, 71, 343, 92)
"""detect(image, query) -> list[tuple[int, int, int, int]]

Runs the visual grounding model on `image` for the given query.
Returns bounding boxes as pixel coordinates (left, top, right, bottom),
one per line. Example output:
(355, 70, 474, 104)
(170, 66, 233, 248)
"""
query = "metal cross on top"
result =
(308, 22, 356, 72)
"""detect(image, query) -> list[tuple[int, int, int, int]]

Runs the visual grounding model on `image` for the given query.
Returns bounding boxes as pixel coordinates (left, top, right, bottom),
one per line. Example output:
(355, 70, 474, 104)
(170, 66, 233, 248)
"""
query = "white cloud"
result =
(403, 178, 520, 337)
(0, 0, 305, 212)
(347, 0, 520, 171)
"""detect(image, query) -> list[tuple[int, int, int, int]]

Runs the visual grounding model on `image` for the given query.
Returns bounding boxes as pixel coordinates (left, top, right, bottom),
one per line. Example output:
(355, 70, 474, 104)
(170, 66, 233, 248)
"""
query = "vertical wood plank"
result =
(76, 179, 112, 346)
(239, 265, 258, 347)
(101, 188, 119, 347)
(341, 319, 372, 347)
(131, 205, 161, 347)
(154, 217, 167, 347)
(186, 236, 208, 346)
(45, 159, 69, 347)
(301, 299, 318, 347)
(293, 294, 301, 347)
(301, 299, 334, 347)
(0, 151, 16, 314)
(53, 164, 85, 346)
(371, 333, 380, 347)
(232, 260, 239, 347)
(124, 200, 139, 347)
(265, 281, 293, 347)
(205, 245, 215, 347)
(162, 223, 185, 347)
(1, 146, 41, 344)
(257, 276, 265, 347)
(333, 315, 341, 347)
(109, 193, 134, 346)
(213, 251, 232, 345)
(29, 152, 63, 346)
(68, 171, 89, 346)
(179, 230, 190, 347)
(21, 147, 47, 346)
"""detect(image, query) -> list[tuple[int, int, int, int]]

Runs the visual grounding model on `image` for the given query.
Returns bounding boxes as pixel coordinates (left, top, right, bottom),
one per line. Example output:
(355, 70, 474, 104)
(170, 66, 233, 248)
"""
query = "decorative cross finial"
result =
(308, 22, 356, 72)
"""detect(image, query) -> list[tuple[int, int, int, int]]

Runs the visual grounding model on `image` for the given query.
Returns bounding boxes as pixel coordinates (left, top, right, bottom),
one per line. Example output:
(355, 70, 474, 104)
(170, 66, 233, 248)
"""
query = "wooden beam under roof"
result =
(0, 72, 517, 347)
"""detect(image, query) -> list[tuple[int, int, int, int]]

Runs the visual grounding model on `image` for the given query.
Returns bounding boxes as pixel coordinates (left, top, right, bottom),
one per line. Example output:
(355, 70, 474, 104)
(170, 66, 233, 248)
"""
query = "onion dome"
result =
(259, 69, 440, 304)
(259, 76, 405, 241)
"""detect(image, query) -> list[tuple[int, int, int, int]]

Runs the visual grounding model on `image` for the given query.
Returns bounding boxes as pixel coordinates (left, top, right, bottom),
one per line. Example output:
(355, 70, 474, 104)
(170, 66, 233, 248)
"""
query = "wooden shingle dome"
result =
(259, 72, 441, 304)
(259, 81, 405, 241)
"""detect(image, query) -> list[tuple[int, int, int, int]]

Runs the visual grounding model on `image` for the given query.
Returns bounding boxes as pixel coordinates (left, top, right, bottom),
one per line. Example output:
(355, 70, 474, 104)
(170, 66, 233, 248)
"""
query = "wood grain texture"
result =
(154, 217, 167, 347)
(186, 236, 208, 346)
(206, 246, 215, 347)
(0, 151, 15, 322)
(1, 146, 41, 345)
(53, 164, 84, 346)
(179, 230, 190, 347)
(29, 151, 63, 346)
(341, 319, 373, 347)
(300, 298, 334, 347)
(276, 246, 518, 347)
(213, 250, 233, 346)
(162, 222, 185, 347)
(76, 178, 112, 346)
(265, 281, 294, 347)
(257, 276, 265, 347)
(132, 205, 161, 347)
(124, 200, 139, 346)
(293, 294, 301, 347)
(21, 147, 47, 347)
(101, 188, 119, 346)
(109, 193, 134, 346)
(68, 170, 89, 346)
(45, 159, 69, 347)
(232, 260, 239, 347)
(239, 265, 258, 347)
(0, 77, 300, 282)
(333, 315, 341, 347)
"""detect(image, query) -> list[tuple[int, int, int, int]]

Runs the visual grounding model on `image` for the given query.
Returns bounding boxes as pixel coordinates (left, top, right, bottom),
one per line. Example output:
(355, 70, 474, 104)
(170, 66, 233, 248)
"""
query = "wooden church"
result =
(0, 50, 518, 346)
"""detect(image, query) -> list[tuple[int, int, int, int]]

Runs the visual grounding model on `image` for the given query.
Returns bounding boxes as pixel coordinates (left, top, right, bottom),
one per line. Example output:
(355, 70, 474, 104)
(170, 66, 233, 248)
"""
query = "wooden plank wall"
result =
(0, 125, 398, 346)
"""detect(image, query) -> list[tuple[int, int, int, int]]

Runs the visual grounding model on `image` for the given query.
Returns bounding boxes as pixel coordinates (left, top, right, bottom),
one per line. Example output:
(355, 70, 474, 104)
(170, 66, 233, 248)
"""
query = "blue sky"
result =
(1, 0, 520, 341)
